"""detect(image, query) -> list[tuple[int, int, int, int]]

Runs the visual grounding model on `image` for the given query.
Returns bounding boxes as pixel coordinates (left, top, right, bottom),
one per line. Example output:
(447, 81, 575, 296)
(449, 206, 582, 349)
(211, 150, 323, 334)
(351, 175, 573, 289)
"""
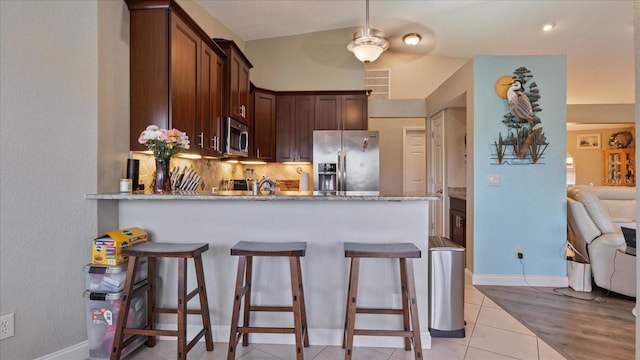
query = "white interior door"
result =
(430, 112, 445, 236)
(403, 128, 427, 194)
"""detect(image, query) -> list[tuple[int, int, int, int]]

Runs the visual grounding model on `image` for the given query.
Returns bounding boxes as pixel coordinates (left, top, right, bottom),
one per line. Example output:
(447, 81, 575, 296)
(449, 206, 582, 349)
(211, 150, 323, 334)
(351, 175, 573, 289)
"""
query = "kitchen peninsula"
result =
(86, 192, 437, 349)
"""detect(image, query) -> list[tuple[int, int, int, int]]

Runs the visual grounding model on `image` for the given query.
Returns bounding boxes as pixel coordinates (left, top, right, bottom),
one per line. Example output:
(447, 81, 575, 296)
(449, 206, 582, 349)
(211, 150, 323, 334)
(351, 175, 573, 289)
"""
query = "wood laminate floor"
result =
(476, 285, 636, 360)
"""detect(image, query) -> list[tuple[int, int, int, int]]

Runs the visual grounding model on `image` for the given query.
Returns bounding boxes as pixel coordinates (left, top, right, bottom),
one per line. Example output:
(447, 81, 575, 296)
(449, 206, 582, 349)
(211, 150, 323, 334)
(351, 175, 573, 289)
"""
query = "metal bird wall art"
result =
(492, 67, 548, 165)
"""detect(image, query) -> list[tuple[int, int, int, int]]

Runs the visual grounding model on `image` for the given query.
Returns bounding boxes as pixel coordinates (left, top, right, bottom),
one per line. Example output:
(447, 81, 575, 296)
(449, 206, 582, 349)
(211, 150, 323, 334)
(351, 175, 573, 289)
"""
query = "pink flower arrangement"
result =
(138, 125, 190, 159)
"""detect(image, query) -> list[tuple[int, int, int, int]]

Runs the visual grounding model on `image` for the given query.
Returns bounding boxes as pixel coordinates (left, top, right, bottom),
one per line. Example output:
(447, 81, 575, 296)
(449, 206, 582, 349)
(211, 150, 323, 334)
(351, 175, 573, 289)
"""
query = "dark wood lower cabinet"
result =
(449, 197, 466, 247)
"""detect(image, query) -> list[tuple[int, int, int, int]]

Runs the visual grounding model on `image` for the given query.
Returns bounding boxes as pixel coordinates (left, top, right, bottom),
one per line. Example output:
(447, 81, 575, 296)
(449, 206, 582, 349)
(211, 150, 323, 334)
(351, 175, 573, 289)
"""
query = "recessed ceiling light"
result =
(402, 33, 421, 46)
(542, 23, 555, 32)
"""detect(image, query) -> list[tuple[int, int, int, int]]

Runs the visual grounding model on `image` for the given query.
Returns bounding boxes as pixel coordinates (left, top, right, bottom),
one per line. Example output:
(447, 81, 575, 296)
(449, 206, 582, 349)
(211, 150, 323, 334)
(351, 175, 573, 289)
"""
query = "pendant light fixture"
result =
(347, 0, 389, 63)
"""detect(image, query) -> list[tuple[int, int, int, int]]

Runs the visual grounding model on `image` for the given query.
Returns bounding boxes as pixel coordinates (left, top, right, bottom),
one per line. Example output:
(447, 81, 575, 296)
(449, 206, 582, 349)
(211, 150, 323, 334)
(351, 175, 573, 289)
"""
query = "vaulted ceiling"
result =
(195, 0, 634, 105)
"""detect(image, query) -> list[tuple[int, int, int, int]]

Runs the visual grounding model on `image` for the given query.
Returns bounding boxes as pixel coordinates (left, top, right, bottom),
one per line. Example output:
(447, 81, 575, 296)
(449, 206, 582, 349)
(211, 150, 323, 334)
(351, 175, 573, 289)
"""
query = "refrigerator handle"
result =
(342, 151, 347, 192)
(337, 150, 342, 191)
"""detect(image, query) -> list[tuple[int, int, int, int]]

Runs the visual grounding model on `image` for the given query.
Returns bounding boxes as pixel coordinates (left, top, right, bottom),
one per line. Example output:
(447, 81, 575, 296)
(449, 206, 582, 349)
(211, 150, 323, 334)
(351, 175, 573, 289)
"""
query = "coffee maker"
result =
(317, 163, 337, 192)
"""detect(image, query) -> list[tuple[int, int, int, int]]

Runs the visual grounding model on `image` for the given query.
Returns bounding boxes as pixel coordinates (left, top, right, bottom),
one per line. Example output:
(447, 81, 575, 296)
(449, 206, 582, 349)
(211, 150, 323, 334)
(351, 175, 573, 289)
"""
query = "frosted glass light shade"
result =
(352, 44, 384, 62)
(347, 28, 389, 63)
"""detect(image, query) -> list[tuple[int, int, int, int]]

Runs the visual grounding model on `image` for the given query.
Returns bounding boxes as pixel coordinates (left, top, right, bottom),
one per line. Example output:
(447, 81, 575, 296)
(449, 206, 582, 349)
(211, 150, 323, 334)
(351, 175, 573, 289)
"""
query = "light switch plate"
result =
(488, 175, 499, 186)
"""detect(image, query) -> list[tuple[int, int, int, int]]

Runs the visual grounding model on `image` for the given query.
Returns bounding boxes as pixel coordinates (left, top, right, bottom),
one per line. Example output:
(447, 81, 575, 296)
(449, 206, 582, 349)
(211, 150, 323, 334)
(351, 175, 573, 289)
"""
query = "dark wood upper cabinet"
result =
(275, 95, 314, 162)
(214, 39, 253, 124)
(314, 92, 369, 130)
(341, 93, 368, 130)
(294, 95, 314, 161)
(126, 0, 226, 155)
(252, 87, 276, 161)
(170, 14, 199, 151)
(314, 95, 341, 130)
(199, 41, 225, 156)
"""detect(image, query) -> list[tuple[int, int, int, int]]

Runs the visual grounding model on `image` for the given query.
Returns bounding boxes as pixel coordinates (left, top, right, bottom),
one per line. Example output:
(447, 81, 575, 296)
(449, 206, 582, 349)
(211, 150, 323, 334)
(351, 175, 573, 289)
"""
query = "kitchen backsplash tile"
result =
(132, 153, 313, 193)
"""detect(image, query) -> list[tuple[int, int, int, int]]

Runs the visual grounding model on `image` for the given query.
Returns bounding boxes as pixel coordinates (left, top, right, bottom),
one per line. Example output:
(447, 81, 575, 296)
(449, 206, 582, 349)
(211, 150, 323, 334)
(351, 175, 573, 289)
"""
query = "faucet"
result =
(256, 176, 277, 195)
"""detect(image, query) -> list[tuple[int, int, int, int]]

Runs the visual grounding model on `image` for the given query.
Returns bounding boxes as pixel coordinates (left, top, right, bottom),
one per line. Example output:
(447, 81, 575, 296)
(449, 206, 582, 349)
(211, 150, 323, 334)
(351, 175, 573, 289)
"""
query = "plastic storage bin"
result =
(83, 258, 148, 292)
(83, 286, 148, 359)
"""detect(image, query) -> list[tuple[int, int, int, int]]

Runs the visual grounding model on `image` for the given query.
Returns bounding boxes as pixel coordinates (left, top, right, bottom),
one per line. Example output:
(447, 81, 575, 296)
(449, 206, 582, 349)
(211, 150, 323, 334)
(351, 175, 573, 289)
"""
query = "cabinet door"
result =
(314, 95, 341, 130)
(450, 209, 466, 247)
(295, 95, 315, 162)
(199, 41, 223, 156)
(238, 60, 251, 123)
(170, 13, 199, 148)
(276, 95, 296, 162)
(342, 94, 368, 130)
(229, 51, 250, 123)
(253, 90, 276, 161)
(129, 9, 170, 151)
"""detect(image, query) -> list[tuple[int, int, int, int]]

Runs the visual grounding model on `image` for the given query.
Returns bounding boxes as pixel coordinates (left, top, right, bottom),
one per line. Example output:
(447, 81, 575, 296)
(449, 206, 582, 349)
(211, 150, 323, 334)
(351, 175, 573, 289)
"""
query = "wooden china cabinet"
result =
(603, 148, 635, 186)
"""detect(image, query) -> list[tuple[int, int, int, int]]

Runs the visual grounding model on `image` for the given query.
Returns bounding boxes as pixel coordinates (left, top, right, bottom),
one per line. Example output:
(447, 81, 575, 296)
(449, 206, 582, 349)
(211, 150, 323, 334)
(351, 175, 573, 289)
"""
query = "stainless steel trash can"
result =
(428, 235, 465, 338)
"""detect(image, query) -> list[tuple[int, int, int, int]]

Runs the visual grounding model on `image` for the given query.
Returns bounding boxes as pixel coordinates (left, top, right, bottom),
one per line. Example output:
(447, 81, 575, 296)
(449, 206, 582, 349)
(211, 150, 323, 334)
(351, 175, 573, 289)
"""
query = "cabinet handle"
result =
(257, 148, 260, 159)
(198, 132, 204, 148)
(241, 105, 246, 118)
(211, 136, 216, 150)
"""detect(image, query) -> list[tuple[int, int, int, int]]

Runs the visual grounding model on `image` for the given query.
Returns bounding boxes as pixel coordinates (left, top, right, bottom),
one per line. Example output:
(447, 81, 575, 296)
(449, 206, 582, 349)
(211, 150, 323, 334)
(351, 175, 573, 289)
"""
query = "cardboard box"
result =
(92, 227, 148, 265)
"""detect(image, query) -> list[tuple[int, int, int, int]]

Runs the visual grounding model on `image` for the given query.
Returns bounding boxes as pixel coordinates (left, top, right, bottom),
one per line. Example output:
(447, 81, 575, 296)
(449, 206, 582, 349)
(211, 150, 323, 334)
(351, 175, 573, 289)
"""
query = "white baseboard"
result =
(472, 273, 569, 287)
(39, 325, 432, 359)
(34, 341, 88, 360)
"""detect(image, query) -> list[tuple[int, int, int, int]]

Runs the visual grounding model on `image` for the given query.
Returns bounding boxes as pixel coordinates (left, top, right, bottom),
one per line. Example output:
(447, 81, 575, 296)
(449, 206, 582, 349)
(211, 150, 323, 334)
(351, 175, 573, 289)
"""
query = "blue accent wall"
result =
(473, 55, 567, 276)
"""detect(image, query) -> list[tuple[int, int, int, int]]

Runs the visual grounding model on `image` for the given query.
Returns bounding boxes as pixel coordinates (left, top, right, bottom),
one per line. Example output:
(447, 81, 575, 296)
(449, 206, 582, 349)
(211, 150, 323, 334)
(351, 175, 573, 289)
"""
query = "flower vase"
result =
(154, 157, 172, 193)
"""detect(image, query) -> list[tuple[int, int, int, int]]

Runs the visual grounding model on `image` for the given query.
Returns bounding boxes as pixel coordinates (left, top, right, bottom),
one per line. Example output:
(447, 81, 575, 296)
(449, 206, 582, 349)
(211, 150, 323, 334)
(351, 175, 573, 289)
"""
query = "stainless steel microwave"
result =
(224, 117, 249, 157)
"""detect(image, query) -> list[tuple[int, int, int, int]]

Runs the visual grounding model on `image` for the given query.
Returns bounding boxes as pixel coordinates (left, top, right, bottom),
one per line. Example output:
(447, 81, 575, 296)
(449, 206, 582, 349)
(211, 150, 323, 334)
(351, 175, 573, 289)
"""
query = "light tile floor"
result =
(124, 273, 566, 360)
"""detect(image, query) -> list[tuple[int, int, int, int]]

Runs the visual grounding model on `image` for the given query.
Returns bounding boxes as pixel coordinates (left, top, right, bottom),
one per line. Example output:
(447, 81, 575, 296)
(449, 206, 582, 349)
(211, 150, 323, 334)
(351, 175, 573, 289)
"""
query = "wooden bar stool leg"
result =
(110, 256, 140, 360)
(228, 256, 246, 360)
(295, 257, 309, 347)
(242, 256, 253, 347)
(289, 257, 304, 360)
(342, 258, 354, 349)
(344, 257, 360, 360)
(399, 258, 412, 350)
(405, 258, 423, 359)
(194, 254, 214, 351)
(177, 258, 187, 360)
(145, 257, 156, 347)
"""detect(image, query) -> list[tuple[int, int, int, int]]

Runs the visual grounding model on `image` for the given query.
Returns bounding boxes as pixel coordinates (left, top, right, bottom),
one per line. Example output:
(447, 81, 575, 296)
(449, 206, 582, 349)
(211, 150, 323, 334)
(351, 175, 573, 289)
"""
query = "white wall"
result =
(0, 1, 99, 358)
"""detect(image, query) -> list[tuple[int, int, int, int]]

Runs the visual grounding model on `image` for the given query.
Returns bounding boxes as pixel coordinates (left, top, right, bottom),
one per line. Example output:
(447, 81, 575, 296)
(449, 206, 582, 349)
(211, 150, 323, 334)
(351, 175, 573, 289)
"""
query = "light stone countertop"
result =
(448, 187, 467, 200)
(85, 190, 439, 201)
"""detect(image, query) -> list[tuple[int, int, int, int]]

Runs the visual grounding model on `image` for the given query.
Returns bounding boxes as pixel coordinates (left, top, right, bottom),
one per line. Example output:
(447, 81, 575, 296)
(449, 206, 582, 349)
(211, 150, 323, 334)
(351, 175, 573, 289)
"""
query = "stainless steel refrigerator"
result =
(313, 130, 379, 193)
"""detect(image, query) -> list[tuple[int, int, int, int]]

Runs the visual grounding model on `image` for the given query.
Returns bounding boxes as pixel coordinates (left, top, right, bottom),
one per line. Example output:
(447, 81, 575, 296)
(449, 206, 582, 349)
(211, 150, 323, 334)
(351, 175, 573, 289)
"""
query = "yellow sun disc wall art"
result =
(495, 75, 514, 99)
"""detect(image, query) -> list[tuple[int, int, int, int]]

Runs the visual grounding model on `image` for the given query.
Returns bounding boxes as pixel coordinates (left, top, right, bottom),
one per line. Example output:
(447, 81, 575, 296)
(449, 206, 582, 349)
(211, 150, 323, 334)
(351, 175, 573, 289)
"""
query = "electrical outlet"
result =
(515, 247, 524, 259)
(392, 293, 402, 308)
(251, 292, 262, 305)
(1, 313, 15, 340)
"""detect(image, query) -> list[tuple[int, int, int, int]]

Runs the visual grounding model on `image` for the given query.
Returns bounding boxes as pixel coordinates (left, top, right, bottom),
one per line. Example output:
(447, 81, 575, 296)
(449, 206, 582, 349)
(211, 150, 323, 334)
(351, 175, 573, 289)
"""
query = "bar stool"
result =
(228, 241, 309, 360)
(343, 242, 423, 360)
(110, 242, 214, 360)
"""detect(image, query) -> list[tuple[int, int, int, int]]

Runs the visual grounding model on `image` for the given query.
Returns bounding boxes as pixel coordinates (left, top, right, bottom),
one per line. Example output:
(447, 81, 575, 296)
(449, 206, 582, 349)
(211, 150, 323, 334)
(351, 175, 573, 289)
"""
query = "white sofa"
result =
(567, 185, 636, 297)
